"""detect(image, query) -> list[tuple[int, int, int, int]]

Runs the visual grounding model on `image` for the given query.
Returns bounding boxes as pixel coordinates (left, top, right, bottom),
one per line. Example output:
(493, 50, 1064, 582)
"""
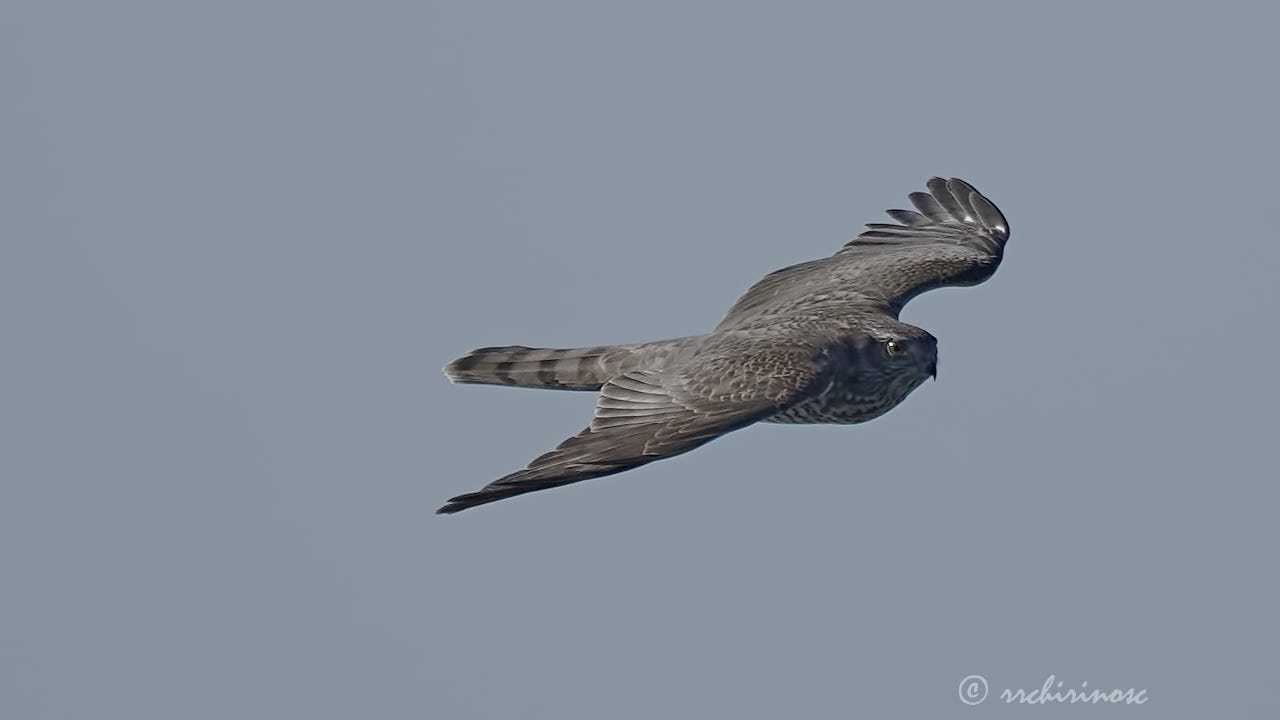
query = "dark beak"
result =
(929, 358, 938, 380)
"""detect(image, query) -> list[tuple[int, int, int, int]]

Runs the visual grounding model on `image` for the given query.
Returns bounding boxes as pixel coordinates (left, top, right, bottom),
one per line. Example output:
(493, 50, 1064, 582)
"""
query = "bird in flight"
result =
(438, 177, 1009, 513)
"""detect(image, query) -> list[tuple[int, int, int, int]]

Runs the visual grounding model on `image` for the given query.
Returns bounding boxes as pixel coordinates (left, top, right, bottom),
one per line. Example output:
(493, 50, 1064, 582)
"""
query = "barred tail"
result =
(443, 345, 634, 390)
(444, 337, 703, 391)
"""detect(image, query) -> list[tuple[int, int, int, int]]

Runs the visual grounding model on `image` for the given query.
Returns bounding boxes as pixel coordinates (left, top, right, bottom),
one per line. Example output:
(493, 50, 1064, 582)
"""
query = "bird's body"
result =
(439, 178, 1009, 513)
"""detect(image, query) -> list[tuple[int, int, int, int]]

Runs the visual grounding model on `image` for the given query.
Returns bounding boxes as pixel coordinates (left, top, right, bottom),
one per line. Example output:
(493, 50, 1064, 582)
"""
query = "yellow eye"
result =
(885, 340, 906, 357)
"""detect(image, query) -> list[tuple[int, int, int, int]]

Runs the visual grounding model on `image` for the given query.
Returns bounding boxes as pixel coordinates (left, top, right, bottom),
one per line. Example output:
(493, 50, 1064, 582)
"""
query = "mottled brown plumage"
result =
(439, 178, 1009, 513)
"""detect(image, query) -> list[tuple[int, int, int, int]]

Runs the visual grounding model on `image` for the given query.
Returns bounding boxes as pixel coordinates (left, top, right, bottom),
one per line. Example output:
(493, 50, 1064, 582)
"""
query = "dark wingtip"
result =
(435, 493, 478, 514)
(930, 176, 1009, 240)
(435, 487, 515, 514)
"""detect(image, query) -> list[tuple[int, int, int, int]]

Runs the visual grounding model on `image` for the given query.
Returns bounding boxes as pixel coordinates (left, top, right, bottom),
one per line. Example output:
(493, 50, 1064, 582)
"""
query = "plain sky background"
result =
(3, 1, 1278, 717)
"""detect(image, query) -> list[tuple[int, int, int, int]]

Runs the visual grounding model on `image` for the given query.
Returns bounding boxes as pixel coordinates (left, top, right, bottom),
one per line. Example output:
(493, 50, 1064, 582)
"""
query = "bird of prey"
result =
(438, 177, 1009, 514)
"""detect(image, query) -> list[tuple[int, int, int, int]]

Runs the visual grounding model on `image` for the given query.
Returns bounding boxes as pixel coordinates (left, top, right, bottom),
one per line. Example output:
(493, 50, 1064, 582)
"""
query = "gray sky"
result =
(4, 1, 1278, 717)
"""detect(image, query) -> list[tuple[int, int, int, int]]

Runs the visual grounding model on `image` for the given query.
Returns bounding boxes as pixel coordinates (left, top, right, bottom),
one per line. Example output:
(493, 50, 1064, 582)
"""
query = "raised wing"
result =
(437, 342, 832, 513)
(717, 178, 1009, 329)
(837, 177, 1009, 313)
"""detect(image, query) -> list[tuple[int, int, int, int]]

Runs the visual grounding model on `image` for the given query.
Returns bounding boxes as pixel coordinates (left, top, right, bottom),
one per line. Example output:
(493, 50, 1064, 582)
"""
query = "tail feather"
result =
(445, 336, 706, 390)
(444, 345, 630, 390)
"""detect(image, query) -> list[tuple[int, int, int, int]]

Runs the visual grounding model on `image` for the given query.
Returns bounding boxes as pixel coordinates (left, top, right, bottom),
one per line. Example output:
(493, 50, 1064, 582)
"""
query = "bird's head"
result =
(860, 320, 938, 384)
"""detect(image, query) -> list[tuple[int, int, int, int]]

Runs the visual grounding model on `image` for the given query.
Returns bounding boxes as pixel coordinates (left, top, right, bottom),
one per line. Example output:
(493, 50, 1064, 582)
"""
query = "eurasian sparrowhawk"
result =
(439, 178, 1009, 513)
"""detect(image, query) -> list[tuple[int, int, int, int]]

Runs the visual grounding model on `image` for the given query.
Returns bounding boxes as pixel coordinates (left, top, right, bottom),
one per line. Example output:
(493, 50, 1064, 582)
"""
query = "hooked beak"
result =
(929, 358, 938, 380)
